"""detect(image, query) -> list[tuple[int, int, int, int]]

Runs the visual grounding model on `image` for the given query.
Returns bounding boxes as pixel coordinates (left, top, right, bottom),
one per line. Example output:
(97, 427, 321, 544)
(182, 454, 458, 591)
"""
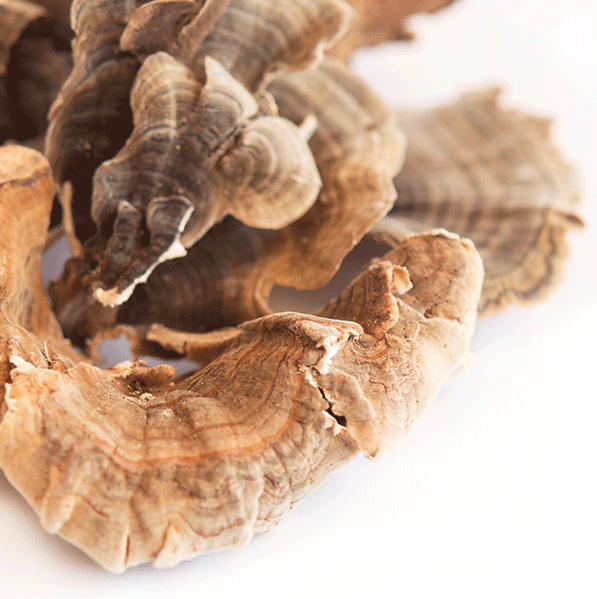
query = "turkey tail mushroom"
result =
(376, 89, 583, 316)
(88, 51, 321, 307)
(0, 149, 483, 569)
(120, 0, 353, 90)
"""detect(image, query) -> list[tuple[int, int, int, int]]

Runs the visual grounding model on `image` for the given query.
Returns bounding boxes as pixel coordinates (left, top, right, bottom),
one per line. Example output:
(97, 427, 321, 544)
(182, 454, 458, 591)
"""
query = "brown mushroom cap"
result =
(0, 148, 483, 571)
(376, 89, 583, 316)
(328, 0, 458, 58)
(50, 53, 405, 345)
(0, 0, 71, 145)
(88, 51, 322, 306)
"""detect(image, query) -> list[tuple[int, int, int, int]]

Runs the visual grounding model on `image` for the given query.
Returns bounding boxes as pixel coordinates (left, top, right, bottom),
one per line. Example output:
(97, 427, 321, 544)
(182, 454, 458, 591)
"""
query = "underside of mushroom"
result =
(0, 0, 582, 572)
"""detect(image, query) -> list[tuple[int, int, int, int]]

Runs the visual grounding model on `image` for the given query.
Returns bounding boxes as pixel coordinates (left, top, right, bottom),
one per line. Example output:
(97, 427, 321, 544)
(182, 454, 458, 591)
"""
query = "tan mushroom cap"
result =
(328, 0, 458, 58)
(376, 88, 583, 316)
(1, 0, 71, 144)
(0, 145, 71, 352)
(0, 147, 483, 571)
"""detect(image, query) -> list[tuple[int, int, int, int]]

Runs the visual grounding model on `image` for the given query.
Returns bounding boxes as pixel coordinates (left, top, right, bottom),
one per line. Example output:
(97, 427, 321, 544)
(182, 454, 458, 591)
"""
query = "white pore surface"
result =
(2, 1, 596, 597)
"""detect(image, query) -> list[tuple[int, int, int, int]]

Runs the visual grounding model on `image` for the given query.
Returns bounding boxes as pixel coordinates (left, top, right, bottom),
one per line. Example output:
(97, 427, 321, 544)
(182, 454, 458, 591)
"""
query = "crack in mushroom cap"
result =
(0, 150, 483, 570)
(375, 88, 583, 316)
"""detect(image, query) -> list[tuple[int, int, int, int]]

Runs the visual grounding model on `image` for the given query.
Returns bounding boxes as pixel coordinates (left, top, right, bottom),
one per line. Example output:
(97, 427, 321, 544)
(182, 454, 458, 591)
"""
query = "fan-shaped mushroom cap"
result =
(51, 56, 405, 342)
(0, 150, 483, 570)
(0, 146, 81, 391)
(45, 0, 371, 335)
(377, 89, 583, 315)
(328, 0, 457, 58)
(121, 0, 353, 89)
(89, 51, 321, 306)
(45, 0, 354, 243)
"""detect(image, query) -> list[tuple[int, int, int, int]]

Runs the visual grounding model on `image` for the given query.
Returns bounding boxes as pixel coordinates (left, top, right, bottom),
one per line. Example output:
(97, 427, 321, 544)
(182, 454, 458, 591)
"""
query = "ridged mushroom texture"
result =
(0, 144, 483, 572)
(0, 0, 583, 576)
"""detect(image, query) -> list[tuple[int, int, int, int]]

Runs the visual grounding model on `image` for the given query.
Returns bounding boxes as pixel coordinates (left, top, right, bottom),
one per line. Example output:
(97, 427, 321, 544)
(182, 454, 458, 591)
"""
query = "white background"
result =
(2, 1, 596, 597)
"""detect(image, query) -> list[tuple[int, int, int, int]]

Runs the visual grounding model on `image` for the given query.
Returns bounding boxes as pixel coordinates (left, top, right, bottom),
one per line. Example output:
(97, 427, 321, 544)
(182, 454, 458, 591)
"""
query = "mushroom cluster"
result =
(0, 0, 581, 572)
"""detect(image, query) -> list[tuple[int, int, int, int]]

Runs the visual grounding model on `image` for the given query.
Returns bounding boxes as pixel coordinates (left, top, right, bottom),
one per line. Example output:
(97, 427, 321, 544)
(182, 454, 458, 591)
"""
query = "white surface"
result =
(2, 1, 596, 597)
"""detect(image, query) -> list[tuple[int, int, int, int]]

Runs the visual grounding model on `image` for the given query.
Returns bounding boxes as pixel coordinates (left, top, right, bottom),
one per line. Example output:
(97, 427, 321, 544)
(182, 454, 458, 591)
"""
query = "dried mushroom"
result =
(0, 147, 483, 570)
(0, 0, 583, 574)
(378, 89, 583, 315)
(52, 55, 404, 342)
(90, 51, 321, 306)
(329, 0, 457, 58)
(0, 0, 72, 146)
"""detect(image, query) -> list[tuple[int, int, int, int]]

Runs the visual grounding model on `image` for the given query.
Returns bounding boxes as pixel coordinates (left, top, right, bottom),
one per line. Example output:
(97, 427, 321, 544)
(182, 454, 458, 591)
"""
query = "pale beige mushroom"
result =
(0, 146, 483, 570)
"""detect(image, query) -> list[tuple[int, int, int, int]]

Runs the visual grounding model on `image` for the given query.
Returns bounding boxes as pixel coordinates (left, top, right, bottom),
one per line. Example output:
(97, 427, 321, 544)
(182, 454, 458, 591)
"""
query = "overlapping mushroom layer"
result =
(379, 89, 582, 315)
(47, 0, 405, 345)
(0, 0, 583, 575)
(0, 146, 483, 571)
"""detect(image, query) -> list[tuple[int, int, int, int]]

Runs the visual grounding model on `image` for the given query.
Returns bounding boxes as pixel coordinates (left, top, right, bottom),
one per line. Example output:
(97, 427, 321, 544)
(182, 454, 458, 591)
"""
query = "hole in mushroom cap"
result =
(268, 235, 391, 314)
(97, 333, 198, 375)
(42, 235, 196, 375)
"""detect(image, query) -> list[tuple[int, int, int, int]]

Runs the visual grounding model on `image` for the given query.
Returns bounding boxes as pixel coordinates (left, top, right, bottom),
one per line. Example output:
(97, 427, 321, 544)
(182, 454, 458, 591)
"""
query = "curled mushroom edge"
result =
(0, 146, 484, 572)
(0, 0, 583, 575)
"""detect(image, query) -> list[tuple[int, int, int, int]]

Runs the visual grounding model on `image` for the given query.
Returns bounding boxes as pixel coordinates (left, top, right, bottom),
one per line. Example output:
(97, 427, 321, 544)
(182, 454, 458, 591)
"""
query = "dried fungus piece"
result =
(1, 0, 71, 144)
(51, 56, 405, 343)
(44, 0, 141, 240)
(45, 0, 353, 242)
(119, 0, 232, 61)
(89, 51, 321, 306)
(0, 146, 80, 386)
(376, 89, 583, 316)
(329, 0, 457, 58)
(0, 156, 483, 569)
(121, 0, 352, 91)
